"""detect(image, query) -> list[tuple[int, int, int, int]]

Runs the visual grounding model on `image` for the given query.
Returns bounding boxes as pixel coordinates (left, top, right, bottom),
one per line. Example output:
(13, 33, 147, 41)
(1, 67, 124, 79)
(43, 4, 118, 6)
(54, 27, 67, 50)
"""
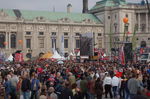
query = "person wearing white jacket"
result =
(103, 73, 113, 98)
(112, 75, 120, 98)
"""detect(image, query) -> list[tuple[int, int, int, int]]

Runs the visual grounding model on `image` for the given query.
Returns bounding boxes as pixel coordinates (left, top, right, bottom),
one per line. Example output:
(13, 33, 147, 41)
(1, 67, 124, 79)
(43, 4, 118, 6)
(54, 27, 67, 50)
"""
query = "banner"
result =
(15, 53, 23, 62)
(61, 35, 64, 56)
(120, 46, 125, 65)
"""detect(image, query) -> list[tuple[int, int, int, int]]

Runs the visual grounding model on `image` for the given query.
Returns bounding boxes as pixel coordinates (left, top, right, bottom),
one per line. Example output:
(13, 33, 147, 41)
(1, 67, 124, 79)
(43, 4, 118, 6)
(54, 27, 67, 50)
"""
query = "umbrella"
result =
(57, 60, 64, 64)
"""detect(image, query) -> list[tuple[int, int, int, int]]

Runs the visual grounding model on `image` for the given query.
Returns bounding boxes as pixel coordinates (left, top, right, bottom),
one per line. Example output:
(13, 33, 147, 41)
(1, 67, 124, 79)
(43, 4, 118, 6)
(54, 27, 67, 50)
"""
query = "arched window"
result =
(0, 34, 5, 48)
(11, 34, 16, 48)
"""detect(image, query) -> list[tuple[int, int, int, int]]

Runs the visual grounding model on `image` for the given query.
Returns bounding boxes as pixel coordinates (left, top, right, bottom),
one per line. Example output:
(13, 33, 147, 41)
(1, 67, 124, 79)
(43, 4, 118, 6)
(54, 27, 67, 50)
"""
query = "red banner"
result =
(15, 53, 23, 62)
(120, 46, 125, 65)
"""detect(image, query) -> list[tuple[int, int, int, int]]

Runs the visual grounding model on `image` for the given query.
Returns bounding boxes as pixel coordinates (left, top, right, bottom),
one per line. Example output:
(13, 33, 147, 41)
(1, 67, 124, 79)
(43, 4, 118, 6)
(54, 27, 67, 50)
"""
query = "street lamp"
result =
(123, 17, 129, 42)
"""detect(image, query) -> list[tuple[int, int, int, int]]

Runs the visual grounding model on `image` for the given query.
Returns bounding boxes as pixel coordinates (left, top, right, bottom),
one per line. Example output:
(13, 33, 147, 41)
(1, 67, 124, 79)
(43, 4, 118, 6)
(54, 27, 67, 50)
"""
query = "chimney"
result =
(82, 0, 88, 13)
(67, 4, 72, 13)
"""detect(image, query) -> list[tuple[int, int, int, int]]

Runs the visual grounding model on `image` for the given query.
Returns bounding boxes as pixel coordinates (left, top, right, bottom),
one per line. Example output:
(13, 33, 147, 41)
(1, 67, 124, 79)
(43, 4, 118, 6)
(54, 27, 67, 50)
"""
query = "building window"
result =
(108, 16, 110, 19)
(26, 32, 31, 35)
(126, 14, 128, 18)
(76, 39, 80, 48)
(51, 32, 56, 36)
(64, 39, 68, 48)
(26, 39, 31, 48)
(0, 34, 5, 48)
(11, 34, 16, 48)
(39, 32, 44, 35)
(98, 39, 102, 48)
(52, 38, 56, 48)
(75, 33, 80, 36)
(98, 33, 102, 36)
(39, 38, 44, 48)
(64, 32, 68, 36)
(148, 38, 150, 40)
(115, 14, 117, 19)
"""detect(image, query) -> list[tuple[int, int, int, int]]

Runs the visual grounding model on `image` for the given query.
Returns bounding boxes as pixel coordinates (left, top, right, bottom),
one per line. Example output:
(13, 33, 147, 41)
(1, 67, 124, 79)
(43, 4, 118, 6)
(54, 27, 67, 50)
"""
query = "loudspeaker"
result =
(124, 43, 133, 62)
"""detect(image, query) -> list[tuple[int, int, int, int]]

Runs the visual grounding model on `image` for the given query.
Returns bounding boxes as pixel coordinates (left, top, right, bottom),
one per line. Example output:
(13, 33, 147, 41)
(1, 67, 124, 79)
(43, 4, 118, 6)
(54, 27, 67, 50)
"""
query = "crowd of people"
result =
(0, 59, 150, 99)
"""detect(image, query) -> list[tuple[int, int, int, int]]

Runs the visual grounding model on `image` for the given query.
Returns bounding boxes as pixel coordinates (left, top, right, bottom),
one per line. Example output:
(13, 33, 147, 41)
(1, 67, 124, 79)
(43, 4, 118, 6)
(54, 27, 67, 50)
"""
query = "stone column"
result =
(138, 13, 141, 32)
(146, 13, 148, 32)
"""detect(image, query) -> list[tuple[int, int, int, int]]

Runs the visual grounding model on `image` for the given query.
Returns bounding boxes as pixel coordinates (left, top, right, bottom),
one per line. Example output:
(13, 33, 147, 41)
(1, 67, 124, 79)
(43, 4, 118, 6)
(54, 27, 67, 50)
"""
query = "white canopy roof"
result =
(51, 50, 65, 60)
(6, 54, 13, 62)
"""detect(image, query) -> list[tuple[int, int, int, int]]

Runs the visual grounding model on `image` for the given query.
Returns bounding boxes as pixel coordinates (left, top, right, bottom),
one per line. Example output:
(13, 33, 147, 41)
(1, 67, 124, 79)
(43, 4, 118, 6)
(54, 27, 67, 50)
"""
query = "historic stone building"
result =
(0, 7, 104, 57)
(90, 0, 150, 54)
(0, 0, 150, 58)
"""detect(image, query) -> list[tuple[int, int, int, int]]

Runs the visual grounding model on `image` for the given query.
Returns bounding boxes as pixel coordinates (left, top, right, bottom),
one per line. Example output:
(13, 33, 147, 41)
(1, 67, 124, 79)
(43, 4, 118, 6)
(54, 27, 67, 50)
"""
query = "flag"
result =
(140, 48, 144, 54)
(120, 46, 125, 65)
(61, 35, 64, 56)
(52, 38, 56, 53)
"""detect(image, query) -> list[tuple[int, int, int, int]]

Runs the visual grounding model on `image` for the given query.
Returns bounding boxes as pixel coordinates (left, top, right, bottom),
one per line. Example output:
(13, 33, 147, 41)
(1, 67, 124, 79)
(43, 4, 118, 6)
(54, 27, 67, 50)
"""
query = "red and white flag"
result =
(120, 46, 125, 65)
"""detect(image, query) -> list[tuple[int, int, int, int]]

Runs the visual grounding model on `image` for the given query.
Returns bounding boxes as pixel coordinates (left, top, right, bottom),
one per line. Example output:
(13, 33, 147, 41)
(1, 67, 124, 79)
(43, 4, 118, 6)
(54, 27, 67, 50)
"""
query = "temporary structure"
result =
(41, 52, 53, 59)
(6, 54, 13, 62)
(51, 50, 65, 60)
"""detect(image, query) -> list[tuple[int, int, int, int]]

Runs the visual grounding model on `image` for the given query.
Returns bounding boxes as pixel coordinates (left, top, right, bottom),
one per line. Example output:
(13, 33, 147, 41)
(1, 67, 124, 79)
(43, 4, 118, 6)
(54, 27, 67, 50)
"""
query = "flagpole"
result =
(61, 35, 64, 57)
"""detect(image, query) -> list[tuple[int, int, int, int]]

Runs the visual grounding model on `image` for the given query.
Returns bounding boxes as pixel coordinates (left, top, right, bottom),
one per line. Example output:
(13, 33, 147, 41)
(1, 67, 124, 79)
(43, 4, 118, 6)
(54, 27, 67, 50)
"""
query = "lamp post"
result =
(123, 17, 129, 42)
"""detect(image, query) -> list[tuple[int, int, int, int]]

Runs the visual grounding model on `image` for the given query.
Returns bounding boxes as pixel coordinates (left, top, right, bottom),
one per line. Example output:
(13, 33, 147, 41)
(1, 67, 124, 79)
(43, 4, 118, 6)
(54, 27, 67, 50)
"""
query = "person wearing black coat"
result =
(21, 74, 31, 99)
(61, 82, 73, 99)
(94, 78, 103, 99)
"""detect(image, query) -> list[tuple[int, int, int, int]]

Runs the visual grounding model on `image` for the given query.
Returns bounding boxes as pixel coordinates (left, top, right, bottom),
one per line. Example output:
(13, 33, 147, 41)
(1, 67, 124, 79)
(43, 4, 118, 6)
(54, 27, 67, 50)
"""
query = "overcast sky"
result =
(0, 0, 142, 12)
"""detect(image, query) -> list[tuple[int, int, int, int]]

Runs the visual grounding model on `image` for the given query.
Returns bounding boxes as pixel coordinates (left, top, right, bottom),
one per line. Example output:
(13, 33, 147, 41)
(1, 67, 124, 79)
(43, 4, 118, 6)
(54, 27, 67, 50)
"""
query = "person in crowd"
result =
(61, 81, 73, 99)
(3, 77, 11, 99)
(68, 72, 76, 86)
(31, 74, 41, 99)
(21, 73, 31, 99)
(127, 73, 142, 99)
(103, 73, 113, 98)
(112, 74, 120, 98)
(39, 89, 47, 99)
(16, 76, 23, 99)
(87, 75, 96, 99)
(80, 75, 88, 99)
(9, 71, 18, 99)
(119, 75, 126, 99)
(95, 77, 103, 99)
(47, 87, 58, 99)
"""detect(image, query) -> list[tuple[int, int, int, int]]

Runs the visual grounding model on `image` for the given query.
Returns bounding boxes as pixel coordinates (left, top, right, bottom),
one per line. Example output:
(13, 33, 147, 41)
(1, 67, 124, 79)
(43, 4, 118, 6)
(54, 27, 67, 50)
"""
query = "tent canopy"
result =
(41, 52, 53, 59)
(6, 54, 13, 62)
(51, 51, 65, 60)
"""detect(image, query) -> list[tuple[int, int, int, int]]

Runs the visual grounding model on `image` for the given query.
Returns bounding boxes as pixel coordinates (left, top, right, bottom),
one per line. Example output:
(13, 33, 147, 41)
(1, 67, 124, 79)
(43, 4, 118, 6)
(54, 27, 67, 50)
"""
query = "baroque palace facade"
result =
(0, 8, 104, 57)
(0, 0, 150, 57)
(90, 0, 150, 54)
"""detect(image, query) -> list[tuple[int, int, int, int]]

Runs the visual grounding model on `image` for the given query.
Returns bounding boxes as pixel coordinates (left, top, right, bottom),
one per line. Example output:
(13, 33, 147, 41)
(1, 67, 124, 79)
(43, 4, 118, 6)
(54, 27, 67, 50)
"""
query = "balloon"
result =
(123, 17, 128, 24)
(18, 40, 23, 44)
(3, 42, 7, 45)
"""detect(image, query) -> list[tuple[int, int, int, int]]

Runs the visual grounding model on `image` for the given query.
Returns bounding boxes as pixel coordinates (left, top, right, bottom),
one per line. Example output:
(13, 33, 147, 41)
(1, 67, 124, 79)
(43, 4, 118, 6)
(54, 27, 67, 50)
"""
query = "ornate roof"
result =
(0, 8, 101, 24)
(91, 0, 126, 10)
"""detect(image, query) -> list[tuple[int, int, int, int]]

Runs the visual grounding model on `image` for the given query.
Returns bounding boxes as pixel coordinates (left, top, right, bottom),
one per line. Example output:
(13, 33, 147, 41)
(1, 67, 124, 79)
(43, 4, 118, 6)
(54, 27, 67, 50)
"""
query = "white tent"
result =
(51, 51, 65, 60)
(6, 54, 13, 62)
(69, 52, 75, 56)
